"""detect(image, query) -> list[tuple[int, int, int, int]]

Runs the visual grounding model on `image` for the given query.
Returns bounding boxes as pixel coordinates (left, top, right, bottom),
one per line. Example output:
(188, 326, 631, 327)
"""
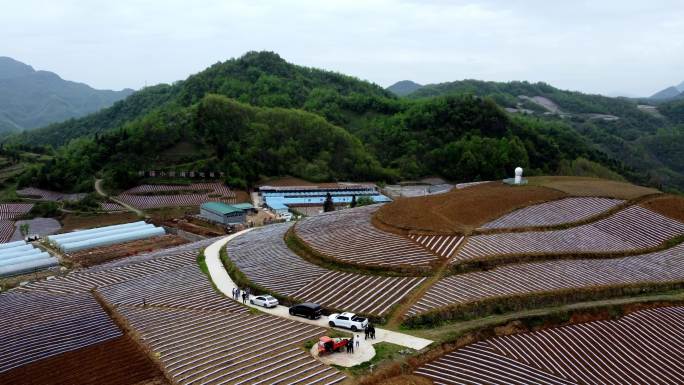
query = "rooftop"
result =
(201, 202, 244, 215)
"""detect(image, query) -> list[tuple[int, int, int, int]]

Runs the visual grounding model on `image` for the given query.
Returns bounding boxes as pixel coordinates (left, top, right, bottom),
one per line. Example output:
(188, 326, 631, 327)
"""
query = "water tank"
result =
(514, 167, 523, 184)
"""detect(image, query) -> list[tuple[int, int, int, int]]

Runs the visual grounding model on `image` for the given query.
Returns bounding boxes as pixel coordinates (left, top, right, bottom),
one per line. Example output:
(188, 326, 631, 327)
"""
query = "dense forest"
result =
(4, 51, 683, 192)
(399, 79, 684, 190)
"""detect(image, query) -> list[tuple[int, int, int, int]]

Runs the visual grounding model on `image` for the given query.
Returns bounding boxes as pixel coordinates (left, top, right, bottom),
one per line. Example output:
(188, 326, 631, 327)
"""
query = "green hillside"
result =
(8, 51, 396, 148)
(2, 52, 670, 193)
(399, 79, 684, 191)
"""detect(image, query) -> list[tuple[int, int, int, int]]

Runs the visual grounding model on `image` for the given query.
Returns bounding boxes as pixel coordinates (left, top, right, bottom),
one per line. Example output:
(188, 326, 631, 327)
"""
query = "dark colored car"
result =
(289, 303, 322, 320)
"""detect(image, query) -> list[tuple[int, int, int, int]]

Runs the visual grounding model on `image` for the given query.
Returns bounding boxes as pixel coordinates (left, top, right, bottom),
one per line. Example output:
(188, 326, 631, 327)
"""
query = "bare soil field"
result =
(640, 194, 684, 222)
(375, 182, 566, 234)
(68, 235, 189, 267)
(528, 176, 660, 199)
(60, 212, 140, 232)
(0, 336, 166, 385)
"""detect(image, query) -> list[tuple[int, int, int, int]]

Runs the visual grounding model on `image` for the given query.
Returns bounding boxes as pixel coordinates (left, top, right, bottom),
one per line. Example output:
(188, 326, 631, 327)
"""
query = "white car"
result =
(250, 295, 279, 308)
(328, 312, 369, 331)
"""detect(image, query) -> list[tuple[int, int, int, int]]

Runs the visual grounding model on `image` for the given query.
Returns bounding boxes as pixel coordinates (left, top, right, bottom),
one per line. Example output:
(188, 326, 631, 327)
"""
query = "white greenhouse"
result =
(0, 241, 58, 277)
(49, 221, 166, 253)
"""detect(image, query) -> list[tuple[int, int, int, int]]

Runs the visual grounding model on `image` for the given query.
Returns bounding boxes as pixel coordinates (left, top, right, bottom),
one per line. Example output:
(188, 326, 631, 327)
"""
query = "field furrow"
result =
(295, 205, 439, 267)
(408, 243, 684, 316)
(481, 197, 624, 229)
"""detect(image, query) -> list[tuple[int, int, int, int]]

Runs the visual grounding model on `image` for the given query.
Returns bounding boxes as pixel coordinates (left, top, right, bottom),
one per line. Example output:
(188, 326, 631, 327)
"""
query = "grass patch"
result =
(345, 342, 412, 377)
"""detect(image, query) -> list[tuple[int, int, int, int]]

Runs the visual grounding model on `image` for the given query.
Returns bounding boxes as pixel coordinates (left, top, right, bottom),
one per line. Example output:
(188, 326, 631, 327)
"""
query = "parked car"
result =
(289, 302, 322, 319)
(328, 312, 368, 331)
(250, 295, 279, 308)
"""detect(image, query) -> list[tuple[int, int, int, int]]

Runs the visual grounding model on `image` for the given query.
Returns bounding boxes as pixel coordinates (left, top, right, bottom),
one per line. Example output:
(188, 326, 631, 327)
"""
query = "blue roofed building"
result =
(258, 184, 391, 216)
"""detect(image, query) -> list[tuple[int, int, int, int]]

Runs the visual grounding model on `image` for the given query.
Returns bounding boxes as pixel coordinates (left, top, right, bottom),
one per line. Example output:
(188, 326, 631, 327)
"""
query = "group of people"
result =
(232, 287, 250, 303)
(364, 324, 376, 340)
(345, 334, 361, 353)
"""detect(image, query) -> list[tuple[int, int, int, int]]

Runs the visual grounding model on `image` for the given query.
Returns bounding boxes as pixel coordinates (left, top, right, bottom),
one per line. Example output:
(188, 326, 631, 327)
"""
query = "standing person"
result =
(364, 325, 369, 340)
(350, 339, 354, 353)
(355, 334, 360, 348)
(242, 292, 247, 304)
(370, 324, 376, 340)
(345, 340, 351, 354)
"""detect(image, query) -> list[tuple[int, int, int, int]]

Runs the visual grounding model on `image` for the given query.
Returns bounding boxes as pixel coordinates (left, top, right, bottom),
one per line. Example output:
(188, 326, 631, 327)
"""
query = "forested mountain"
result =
(0, 57, 133, 134)
(387, 80, 423, 96)
(395, 78, 684, 190)
(5, 52, 681, 193)
(9, 52, 394, 148)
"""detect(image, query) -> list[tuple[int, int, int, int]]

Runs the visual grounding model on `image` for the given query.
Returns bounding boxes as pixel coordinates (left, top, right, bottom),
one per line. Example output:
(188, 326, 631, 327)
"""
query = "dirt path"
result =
(95, 179, 146, 218)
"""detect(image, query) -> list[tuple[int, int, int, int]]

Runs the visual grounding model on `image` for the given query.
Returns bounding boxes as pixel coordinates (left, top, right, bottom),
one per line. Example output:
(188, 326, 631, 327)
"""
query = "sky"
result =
(1, 0, 683, 96)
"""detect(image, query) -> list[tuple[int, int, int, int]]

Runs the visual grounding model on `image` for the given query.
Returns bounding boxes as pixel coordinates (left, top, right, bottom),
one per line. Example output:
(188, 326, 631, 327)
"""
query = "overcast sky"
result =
(1, 0, 682, 96)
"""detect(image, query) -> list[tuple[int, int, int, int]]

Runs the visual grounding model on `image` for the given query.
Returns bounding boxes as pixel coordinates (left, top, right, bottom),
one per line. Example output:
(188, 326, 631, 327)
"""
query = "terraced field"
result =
(118, 306, 346, 385)
(0, 203, 34, 219)
(100, 202, 126, 212)
(480, 196, 624, 229)
(455, 206, 684, 262)
(408, 243, 684, 316)
(226, 224, 328, 295)
(0, 291, 122, 374)
(17, 250, 199, 294)
(227, 223, 424, 316)
(415, 307, 684, 384)
(67, 234, 189, 267)
(408, 234, 463, 258)
(0, 220, 14, 242)
(117, 183, 237, 209)
(0, 336, 165, 385)
(16, 187, 85, 202)
(295, 205, 440, 267)
(98, 264, 247, 313)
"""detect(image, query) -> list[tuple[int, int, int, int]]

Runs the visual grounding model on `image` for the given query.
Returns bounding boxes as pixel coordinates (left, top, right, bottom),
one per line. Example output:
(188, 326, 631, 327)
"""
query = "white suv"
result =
(328, 312, 369, 331)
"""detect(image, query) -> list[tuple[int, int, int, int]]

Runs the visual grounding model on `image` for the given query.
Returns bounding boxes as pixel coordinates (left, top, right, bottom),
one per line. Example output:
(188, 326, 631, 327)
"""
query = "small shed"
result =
(200, 202, 247, 225)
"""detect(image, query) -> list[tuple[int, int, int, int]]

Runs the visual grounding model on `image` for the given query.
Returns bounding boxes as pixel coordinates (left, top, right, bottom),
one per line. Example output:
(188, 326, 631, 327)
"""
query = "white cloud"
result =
(0, 0, 682, 95)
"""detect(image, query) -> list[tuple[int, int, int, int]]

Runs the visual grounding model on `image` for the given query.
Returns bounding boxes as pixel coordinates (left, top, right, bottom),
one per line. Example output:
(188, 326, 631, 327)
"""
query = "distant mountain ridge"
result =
(0, 57, 134, 134)
(387, 80, 423, 96)
(650, 81, 684, 100)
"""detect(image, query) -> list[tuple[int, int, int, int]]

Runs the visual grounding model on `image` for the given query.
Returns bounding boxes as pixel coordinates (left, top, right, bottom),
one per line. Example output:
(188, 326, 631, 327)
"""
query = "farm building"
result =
(200, 202, 249, 225)
(259, 184, 391, 215)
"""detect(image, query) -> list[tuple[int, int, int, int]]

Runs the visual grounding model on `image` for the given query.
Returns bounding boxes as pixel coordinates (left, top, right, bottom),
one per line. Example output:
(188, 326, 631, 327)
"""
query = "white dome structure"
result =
(514, 167, 523, 184)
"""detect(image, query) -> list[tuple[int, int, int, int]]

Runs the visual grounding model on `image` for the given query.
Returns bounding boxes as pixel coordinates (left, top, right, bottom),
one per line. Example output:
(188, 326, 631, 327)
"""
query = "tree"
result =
(323, 192, 335, 212)
(350, 195, 357, 208)
(356, 196, 375, 206)
(20, 223, 30, 238)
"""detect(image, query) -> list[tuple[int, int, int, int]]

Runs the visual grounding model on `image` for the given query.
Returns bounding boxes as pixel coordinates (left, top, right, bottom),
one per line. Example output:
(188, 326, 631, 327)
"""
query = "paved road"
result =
(94, 179, 146, 217)
(204, 231, 433, 360)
